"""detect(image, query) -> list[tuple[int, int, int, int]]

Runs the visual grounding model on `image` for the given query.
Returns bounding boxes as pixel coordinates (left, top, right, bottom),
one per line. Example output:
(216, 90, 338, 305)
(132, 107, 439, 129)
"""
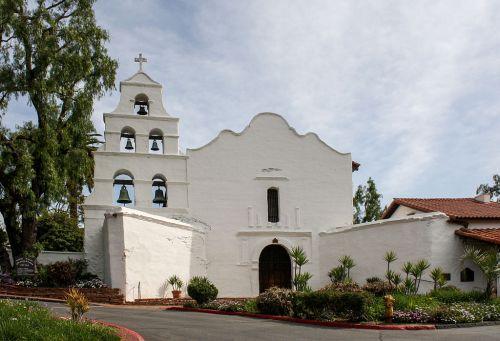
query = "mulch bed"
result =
(0, 285, 124, 304)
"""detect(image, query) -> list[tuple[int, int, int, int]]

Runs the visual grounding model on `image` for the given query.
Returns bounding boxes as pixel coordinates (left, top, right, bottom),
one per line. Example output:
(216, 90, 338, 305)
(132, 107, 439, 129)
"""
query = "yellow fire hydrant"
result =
(384, 294, 395, 323)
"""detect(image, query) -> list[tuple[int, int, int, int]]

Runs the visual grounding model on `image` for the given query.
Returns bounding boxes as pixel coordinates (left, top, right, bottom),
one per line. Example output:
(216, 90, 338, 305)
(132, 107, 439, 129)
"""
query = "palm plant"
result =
(384, 250, 398, 285)
(461, 245, 500, 298)
(409, 259, 430, 293)
(290, 246, 312, 291)
(167, 275, 183, 291)
(339, 255, 356, 280)
(328, 266, 346, 283)
(402, 261, 413, 281)
(429, 267, 445, 290)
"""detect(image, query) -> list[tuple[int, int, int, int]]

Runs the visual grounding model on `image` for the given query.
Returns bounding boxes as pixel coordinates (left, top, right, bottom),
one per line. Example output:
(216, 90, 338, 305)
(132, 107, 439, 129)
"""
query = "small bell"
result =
(137, 105, 148, 115)
(117, 185, 132, 205)
(125, 138, 134, 150)
(153, 187, 166, 205)
(151, 139, 159, 151)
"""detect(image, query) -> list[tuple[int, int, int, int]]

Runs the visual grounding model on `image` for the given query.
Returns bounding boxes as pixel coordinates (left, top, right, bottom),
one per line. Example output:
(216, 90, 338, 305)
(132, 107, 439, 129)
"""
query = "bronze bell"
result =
(117, 185, 132, 205)
(125, 138, 134, 150)
(151, 139, 159, 151)
(137, 105, 148, 115)
(153, 187, 166, 205)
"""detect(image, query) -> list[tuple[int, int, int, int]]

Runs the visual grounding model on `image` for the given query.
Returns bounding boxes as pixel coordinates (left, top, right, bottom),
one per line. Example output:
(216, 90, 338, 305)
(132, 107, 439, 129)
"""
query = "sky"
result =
(5, 0, 500, 205)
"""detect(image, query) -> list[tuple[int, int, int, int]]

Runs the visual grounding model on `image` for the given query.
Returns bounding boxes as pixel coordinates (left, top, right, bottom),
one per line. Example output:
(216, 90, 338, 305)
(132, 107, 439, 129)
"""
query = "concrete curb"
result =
(165, 306, 436, 330)
(94, 320, 145, 341)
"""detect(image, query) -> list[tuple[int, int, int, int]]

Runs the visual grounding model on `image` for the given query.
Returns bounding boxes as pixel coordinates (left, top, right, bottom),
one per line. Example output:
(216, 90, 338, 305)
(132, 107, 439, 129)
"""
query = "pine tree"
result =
(0, 0, 117, 261)
(353, 177, 383, 223)
(363, 177, 383, 222)
(353, 185, 364, 224)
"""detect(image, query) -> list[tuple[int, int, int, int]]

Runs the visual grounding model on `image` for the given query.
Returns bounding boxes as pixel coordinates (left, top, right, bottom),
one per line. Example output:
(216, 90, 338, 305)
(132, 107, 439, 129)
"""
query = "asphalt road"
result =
(41, 301, 500, 341)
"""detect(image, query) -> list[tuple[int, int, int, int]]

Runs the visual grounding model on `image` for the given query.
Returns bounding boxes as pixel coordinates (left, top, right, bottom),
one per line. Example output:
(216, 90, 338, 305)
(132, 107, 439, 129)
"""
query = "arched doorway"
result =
(259, 244, 292, 293)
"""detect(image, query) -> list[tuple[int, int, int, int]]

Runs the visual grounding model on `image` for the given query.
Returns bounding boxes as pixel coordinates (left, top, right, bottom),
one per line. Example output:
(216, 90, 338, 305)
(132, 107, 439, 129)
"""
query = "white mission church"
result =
(84, 56, 500, 301)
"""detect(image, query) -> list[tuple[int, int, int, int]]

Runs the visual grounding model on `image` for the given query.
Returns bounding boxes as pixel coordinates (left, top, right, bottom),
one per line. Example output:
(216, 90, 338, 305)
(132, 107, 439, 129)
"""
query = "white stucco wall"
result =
(319, 213, 487, 293)
(390, 205, 423, 218)
(103, 207, 207, 301)
(187, 113, 353, 297)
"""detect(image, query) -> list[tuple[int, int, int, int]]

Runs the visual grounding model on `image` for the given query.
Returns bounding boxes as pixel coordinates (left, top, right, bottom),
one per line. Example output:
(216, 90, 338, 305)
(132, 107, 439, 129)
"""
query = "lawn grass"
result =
(0, 300, 119, 340)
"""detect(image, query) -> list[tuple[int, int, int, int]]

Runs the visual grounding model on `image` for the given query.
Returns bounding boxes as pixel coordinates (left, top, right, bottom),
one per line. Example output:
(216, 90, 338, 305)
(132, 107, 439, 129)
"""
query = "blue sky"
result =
(5, 0, 500, 205)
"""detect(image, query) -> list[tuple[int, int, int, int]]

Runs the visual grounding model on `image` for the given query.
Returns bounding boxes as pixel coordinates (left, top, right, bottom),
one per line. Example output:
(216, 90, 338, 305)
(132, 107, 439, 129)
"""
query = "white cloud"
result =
(5, 0, 500, 204)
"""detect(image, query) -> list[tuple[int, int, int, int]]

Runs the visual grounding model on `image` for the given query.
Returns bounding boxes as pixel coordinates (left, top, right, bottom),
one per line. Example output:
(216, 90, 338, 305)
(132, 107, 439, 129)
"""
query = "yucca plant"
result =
(430, 267, 445, 290)
(461, 245, 500, 298)
(328, 265, 346, 283)
(384, 251, 398, 285)
(409, 259, 430, 293)
(402, 261, 413, 280)
(65, 288, 89, 322)
(290, 246, 311, 291)
(339, 255, 356, 280)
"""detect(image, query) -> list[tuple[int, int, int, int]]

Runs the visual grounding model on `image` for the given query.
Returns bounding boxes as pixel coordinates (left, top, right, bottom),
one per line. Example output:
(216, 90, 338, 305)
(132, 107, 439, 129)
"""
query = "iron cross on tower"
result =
(134, 53, 147, 71)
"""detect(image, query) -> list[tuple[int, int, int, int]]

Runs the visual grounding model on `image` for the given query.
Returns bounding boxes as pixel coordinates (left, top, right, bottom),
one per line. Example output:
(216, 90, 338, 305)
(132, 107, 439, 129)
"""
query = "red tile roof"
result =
(455, 228, 500, 245)
(382, 198, 500, 220)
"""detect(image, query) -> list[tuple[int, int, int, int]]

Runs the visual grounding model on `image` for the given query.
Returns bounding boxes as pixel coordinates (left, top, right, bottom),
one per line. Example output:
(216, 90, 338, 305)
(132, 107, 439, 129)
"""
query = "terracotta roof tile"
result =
(382, 198, 500, 220)
(455, 228, 500, 245)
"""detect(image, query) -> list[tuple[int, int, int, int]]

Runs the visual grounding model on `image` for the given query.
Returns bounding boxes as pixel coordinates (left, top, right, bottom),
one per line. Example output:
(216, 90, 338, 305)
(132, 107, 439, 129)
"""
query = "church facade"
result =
(84, 60, 498, 301)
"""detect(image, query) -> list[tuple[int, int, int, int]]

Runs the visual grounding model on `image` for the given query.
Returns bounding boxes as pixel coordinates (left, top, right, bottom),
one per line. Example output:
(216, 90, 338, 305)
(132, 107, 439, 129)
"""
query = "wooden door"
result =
(259, 244, 292, 293)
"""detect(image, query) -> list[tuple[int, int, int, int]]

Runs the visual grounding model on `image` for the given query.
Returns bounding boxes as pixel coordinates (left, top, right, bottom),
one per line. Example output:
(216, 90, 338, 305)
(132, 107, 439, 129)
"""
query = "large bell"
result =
(117, 185, 132, 205)
(137, 105, 148, 115)
(153, 187, 166, 205)
(125, 138, 134, 150)
(151, 139, 159, 151)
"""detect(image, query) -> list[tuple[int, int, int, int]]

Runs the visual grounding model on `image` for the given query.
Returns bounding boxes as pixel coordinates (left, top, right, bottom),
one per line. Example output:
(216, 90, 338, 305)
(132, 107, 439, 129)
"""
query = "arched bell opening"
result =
(149, 128, 164, 154)
(134, 93, 149, 115)
(120, 126, 136, 152)
(151, 174, 167, 208)
(258, 244, 292, 293)
(113, 171, 135, 207)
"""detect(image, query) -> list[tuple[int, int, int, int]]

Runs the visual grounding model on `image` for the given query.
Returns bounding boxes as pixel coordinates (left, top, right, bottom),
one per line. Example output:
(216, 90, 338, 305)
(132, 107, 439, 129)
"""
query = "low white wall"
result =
(319, 213, 487, 293)
(104, 207, 207, 301)
(37, 251, 84, 265)
(6, 250, 84, 266)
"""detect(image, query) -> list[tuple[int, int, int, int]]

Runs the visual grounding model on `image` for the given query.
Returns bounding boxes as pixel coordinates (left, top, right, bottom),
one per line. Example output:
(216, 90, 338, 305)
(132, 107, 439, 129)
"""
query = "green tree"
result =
(477, 174, 500, 202)
(353, 177, 383, 223)
(0, 226, 11, 272)
(0, 0, 117, 262)
(36, 211, 83, 252)
(353, 185, 364, 224)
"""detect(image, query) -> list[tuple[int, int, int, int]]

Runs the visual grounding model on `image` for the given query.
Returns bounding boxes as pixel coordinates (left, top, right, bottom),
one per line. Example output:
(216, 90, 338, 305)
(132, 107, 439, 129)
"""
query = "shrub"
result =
(187, 276, 218, 305)
(364, 296, 385, 321)
(362, 280, 394, 296)
(366, 276, 383, 284)
(392, 293, 440, 312)
(202, 299, 245, 312)
(430, 288, 487, 304)
(293, 290, 371, 321)
(256, 287, 294, 316)
(319, 281, 362, 293)
(242, 298, 258, 313)
(43, 259, 88, 287)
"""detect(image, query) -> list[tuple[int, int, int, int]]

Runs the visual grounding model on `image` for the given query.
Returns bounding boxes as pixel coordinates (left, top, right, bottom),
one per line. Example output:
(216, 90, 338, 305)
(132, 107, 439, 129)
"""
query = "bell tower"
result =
(84, 54, 188, 211)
